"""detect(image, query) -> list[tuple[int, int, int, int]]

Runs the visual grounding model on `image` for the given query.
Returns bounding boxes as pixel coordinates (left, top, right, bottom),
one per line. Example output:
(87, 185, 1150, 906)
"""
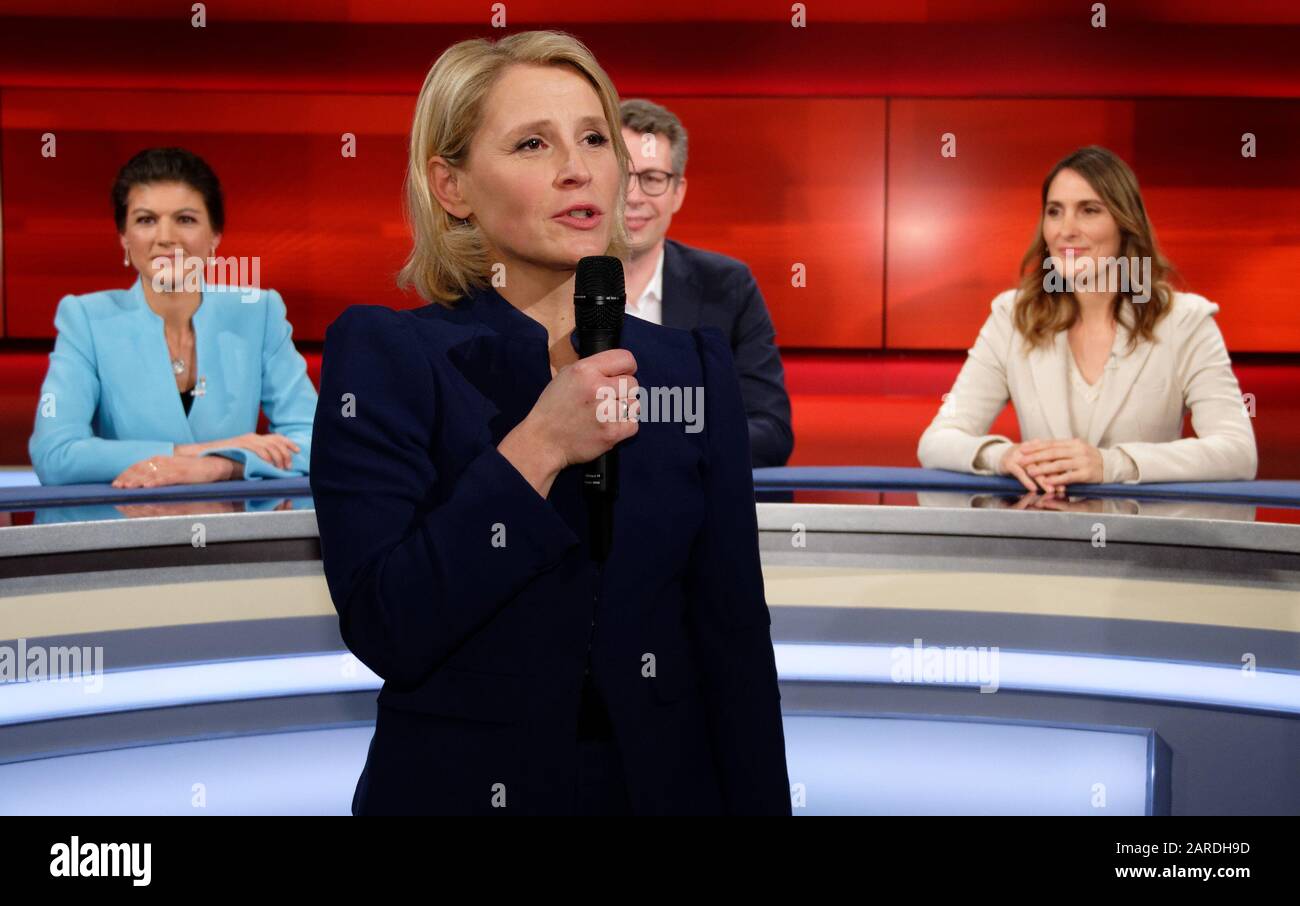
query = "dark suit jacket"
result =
(309, 283, 791, 815)
(659, 238, 794, 467)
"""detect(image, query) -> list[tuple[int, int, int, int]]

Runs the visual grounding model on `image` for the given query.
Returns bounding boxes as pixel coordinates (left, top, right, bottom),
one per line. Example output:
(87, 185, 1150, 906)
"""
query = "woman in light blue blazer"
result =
(29, 147, 317, 487)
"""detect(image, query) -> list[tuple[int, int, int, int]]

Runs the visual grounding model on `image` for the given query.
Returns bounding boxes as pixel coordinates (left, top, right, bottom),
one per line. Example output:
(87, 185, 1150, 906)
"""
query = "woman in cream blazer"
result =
(917, 287, 1258, 486)
(918, 146, 1257, 491)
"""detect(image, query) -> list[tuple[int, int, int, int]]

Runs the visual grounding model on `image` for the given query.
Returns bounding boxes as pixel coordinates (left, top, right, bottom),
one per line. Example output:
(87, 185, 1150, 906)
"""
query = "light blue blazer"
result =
(29, 277, 317, 485)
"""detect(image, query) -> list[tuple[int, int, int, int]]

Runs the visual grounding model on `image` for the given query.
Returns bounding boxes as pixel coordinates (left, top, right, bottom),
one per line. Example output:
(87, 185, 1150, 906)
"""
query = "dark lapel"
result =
(443, 283, 576, 443)
(660, 239, 704, 330)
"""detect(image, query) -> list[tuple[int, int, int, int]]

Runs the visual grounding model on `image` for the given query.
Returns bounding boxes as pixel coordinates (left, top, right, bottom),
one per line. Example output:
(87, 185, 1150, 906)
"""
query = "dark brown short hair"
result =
(112, 147, 225, 233)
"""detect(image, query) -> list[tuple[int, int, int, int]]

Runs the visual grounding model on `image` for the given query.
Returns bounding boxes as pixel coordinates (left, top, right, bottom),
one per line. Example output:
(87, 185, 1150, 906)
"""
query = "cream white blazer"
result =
(917, 290, 1258, 483)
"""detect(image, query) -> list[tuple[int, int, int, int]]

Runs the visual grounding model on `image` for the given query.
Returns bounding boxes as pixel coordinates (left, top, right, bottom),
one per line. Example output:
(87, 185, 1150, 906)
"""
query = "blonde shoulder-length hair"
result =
(398, 30, 632, 306)
(1013, 146, 1178, 353)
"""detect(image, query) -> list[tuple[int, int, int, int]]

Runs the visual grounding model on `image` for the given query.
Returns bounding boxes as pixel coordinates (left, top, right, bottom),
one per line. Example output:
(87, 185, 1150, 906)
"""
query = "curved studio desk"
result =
(1, 467, 1297, 815)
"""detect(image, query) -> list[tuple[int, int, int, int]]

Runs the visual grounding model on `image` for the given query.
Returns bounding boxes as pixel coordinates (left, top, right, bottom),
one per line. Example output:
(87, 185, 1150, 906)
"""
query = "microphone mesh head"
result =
(575, 256, 626, 332)
(575, 256, 626, 298)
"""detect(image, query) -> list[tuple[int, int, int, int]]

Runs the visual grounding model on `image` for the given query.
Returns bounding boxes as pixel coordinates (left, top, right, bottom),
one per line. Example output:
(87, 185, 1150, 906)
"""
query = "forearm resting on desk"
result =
(975, 439, 1138, 483)
(214, 455, 245, 480)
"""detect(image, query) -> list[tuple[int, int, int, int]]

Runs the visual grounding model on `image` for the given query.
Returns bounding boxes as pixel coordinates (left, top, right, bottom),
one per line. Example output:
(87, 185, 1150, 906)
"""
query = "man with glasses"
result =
(620, 99, 793, 468)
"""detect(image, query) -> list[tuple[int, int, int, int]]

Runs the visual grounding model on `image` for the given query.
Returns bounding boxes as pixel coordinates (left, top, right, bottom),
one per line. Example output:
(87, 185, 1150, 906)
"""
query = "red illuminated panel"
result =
(2, 14, 1299, 102)
(886, 99, 1136, 350)
(886, 99, 1300, 352)
(2, 89, 417, 340)
(4, 1, 1300, 24)
(1133, 100, 1300, 352)
(656, 98, 886, 348)
(3, 91, 884, 348)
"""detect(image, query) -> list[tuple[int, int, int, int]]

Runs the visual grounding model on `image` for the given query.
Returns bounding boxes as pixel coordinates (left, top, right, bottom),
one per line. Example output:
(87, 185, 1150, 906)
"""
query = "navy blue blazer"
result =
(660, 238, 794, 467)
(309, 283, 790, 815)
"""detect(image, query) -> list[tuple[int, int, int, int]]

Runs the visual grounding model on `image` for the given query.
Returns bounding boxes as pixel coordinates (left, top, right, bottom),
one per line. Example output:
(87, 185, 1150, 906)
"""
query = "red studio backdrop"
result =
(1, 2, 1298, 473)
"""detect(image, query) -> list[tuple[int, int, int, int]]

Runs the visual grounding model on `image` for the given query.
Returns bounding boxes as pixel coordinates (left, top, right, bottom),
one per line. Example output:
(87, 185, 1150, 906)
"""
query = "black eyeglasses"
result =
(627, 168, 677, 197)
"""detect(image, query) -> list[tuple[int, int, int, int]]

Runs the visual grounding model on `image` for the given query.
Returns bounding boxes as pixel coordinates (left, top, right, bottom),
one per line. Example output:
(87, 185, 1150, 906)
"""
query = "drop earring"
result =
(123, 249, 130, 267)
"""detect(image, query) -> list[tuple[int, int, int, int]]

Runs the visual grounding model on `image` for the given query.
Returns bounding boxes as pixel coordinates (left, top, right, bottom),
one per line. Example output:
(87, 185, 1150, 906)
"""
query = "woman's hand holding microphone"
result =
(498, 348, 641, 499)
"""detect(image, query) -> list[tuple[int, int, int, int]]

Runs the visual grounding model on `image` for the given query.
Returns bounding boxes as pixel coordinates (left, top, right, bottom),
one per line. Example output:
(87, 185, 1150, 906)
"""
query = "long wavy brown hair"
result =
(1014, 146, 1177, 352)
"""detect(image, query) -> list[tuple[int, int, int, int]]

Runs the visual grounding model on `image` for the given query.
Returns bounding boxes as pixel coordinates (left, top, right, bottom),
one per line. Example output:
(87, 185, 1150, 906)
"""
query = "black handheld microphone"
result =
(574, 255, 627, 562)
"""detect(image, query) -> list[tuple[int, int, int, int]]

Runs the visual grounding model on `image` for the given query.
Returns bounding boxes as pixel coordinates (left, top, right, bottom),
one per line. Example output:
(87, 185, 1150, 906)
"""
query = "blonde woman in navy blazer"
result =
(29, 148, 317, 487)
(310, 32, 789, 815)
